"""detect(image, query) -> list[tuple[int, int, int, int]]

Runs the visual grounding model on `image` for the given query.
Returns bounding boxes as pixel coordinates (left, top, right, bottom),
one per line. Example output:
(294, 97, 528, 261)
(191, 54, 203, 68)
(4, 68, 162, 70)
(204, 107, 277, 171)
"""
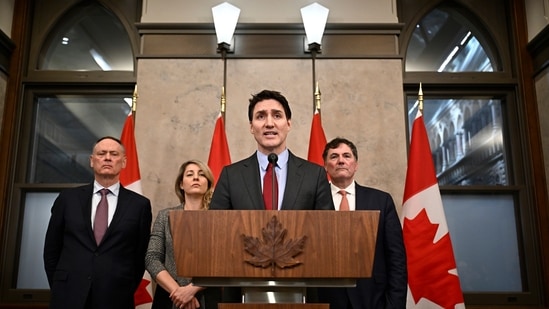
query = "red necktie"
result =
(338, 190, 350, 211)
(94, 188, 109, 245)
(263, 163, 278, 210)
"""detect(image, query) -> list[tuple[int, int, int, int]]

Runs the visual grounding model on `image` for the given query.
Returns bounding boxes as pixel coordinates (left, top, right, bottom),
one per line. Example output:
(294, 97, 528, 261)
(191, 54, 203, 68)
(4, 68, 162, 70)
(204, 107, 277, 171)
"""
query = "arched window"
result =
(406, 6, 498, 72)
(402, 1, 542, 306)
(38, 3, 133, 71)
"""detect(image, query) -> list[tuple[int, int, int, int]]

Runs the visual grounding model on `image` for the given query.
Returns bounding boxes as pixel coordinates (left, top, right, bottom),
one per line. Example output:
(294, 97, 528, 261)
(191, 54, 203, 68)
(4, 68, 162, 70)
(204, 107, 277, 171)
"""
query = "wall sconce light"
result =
(300, 2, 329, 53)
(212, 2, 241, 54)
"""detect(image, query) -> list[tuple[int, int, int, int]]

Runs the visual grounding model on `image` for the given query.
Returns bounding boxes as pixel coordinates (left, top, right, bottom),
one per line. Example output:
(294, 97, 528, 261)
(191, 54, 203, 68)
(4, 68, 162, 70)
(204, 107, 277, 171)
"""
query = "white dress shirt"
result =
(91, 181, 120, 227)
(330, 182, 356, 211)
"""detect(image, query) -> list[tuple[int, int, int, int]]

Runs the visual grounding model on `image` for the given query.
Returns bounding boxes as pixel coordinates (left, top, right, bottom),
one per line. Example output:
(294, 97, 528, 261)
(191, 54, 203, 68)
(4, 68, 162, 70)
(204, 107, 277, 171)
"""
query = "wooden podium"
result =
(170, 210, 379, 308)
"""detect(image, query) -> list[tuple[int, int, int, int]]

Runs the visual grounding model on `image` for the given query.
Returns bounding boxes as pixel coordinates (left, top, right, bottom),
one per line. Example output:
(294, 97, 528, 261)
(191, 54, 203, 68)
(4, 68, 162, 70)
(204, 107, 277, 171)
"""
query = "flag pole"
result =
(220, 40, 228, 122)
(221, 47, 228, 94)
(220, 86, 226, 122)
(314, 81, 321, 113)
(418, 82, 423, 113)
(312, 50, 317, 112)
(132, 84, 138, 128)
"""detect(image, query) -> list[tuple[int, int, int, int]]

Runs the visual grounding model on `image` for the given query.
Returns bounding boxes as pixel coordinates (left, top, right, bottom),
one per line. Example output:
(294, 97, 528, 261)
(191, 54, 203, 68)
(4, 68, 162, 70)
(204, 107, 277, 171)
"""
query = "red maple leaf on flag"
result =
(134, 277, 153, 305)
(403, 208, 464, 308)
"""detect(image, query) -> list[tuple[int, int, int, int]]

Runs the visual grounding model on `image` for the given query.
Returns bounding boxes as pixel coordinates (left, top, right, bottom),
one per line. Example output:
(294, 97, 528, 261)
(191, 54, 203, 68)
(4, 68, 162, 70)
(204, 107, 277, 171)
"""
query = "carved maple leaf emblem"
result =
(403, 208, 464, 308)
(241, 216, 307, 270)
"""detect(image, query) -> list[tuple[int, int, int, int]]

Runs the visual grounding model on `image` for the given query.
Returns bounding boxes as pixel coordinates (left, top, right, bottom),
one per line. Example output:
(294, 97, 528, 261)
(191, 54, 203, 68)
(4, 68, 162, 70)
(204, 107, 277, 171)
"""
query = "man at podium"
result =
(318, 137, 407, 309)
(210, 89, 334, 211)
(209, 90, 334, 304)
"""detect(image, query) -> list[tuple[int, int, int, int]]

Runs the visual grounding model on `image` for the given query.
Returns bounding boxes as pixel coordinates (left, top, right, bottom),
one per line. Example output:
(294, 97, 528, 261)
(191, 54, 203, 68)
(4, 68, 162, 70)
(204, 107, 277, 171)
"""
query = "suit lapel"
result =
(355, 184, 374, 210)
(241, 154, 264, 209)
(281, 152, 304, 210)
(80, 184, 97, 246)
(105, 186, 131, 240)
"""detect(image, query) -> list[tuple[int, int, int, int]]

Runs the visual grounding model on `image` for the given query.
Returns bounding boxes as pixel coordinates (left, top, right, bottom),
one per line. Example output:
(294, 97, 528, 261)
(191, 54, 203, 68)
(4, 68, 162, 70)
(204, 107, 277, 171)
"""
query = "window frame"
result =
(404, 86, 542, 304)
(0, 0, 140, 303)
(400, 0, 545, 305)
(25, 0, 139, 83)
(0, 85, 135, 303)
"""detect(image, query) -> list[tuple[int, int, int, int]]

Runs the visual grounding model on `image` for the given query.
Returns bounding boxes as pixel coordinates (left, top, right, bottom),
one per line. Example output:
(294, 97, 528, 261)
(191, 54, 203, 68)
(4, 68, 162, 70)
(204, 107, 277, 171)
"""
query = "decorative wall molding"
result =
(137, 23, 403, 59)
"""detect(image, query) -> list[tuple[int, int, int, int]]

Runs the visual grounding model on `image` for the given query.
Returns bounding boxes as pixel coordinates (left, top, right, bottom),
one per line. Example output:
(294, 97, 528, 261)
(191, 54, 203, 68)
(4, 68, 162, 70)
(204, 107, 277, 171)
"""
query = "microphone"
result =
(267, 153, 278, 165)
(268, 153, 278, 210)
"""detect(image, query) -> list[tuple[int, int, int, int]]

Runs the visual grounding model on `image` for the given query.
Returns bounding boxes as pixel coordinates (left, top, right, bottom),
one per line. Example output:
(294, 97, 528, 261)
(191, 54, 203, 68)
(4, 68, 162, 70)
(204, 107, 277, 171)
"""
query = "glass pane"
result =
(39, 3, 133, 71)
(28, 95, 130, 183)
(408, 97, 508, 185)
(17, 192, 59, 289)
(443, 194, 522, 292)
(406, 8, 496, 72)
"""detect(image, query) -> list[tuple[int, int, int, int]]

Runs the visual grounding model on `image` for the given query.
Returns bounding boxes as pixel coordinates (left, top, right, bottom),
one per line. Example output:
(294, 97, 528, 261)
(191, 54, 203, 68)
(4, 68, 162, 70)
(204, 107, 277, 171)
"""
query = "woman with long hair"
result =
(145, 160, 221, 309)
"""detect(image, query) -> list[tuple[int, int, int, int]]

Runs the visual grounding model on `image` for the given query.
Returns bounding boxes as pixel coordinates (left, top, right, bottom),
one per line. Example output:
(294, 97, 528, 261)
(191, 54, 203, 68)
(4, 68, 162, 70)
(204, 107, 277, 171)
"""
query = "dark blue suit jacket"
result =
(43, 183, 152, 309)
(318, 183, 407, 309)
(210, 151, 334, 210)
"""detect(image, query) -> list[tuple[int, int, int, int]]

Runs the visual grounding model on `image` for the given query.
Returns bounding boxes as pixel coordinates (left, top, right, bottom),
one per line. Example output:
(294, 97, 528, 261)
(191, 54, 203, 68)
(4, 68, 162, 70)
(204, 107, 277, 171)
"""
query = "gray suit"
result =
(210, 151, 334, 210)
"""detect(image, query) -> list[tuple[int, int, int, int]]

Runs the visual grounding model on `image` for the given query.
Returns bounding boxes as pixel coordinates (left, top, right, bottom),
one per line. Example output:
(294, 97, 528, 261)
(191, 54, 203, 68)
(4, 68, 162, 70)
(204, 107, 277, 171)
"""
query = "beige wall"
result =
(141, 0, 398, 24)
(0, 0, 14, 37)
(525, 0, 549, 41)
(136, 58, 407, 216)
(138, 0, 404, 219)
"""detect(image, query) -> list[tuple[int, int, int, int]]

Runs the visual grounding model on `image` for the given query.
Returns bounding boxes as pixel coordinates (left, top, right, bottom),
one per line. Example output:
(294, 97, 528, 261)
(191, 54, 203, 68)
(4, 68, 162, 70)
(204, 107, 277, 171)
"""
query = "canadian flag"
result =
(119, 113, 154, 308)
(307, 109, 327, 167)
(207, 113, 231, 183)
(401, 110, 465, 309)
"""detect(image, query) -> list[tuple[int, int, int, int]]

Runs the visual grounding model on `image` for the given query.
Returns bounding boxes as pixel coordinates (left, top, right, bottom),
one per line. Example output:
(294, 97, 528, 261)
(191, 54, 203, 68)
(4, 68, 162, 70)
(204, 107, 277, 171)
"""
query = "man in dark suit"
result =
(209, 89, 334, 303)
(210, 89, 334, 211)
(43, 136, 152, 309)
(318, 137, 407, 309)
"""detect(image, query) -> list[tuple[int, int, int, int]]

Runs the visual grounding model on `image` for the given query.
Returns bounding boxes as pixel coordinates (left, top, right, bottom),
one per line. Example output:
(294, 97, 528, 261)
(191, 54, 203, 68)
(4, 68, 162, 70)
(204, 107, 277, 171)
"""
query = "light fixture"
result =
(300, 2, 329, 53)
(212, 2, 241, 53)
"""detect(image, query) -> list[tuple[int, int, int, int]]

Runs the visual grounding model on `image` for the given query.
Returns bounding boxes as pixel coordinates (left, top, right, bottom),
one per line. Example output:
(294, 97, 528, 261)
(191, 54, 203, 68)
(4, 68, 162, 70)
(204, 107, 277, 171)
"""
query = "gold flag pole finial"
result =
(220, 86, 226, 115)
(132, 85, 138, 114)
(131, 85, 138, 128)
(221, 86, 226, 114)
(418, 82, 423, 113)
(314, 81, 321, 112)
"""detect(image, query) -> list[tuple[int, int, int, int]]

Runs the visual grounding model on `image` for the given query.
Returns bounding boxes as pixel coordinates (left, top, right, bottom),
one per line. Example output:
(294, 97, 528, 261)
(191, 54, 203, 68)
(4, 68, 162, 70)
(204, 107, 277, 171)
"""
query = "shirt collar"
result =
(330, 181, 355, 196)
(257, 149, 289, 171)
(93, 181, 120, 196)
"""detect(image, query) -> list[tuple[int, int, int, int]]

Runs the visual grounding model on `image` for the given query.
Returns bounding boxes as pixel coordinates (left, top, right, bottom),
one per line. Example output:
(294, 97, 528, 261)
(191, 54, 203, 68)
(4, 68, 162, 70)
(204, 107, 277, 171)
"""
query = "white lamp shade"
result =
(212, 2, 241, 45)
(300, 2, 329, 45)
